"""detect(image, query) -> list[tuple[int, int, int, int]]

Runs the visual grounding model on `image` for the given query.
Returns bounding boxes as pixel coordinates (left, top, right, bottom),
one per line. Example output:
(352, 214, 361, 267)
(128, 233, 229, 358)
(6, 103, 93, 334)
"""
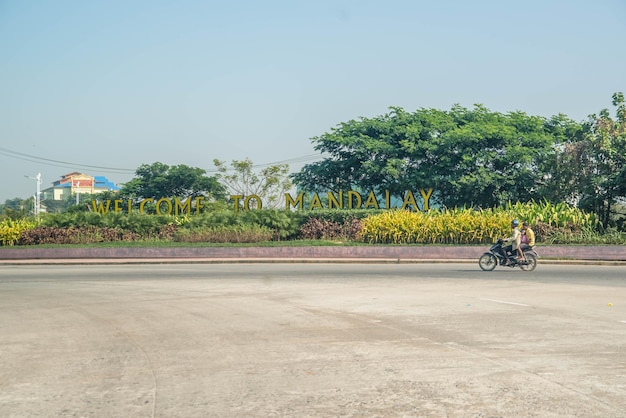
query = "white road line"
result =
(479, 298, 531, 307)
(619, 321, 626, 324)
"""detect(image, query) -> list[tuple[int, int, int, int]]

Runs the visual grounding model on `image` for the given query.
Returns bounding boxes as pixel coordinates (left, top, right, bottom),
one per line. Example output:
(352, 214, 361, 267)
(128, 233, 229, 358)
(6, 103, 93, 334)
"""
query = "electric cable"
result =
(0, 146, 324, 175)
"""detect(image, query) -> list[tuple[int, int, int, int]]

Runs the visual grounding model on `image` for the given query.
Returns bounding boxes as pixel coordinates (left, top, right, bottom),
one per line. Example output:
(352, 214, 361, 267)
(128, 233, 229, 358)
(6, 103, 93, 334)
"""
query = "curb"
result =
(1, 246, 625, 265)
(2, 258, 626, 266)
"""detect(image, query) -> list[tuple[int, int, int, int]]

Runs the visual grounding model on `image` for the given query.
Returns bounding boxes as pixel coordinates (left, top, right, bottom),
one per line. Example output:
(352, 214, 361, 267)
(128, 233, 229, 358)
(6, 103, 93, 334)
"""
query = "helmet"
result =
(511, 219, 519, 227)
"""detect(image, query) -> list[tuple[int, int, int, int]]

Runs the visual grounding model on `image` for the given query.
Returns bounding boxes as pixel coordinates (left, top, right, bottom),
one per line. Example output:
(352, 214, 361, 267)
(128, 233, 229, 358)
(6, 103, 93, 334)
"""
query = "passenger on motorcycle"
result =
(520, 221, 535, 252)
(498, 219, 522, 265)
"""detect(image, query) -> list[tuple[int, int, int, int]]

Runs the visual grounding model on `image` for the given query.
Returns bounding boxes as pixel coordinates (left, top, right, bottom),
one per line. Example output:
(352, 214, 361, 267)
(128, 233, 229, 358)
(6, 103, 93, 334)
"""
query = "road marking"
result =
(479, 298, 531, 307)
(619, 321, 626, 324)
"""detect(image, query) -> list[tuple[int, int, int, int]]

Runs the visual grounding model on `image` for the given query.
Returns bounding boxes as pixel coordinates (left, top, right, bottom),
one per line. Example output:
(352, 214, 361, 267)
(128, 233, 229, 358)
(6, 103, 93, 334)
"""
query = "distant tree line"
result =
(2, 93, 624, 229)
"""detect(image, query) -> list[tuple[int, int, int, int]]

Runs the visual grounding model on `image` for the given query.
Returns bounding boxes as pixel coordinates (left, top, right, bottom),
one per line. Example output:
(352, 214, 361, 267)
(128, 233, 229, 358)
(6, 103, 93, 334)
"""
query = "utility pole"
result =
(25, 173, 42, 218)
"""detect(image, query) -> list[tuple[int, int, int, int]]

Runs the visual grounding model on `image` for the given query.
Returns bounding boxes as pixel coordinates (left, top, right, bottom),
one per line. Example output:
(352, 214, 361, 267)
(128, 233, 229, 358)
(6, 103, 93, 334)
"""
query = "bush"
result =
(536, 224, 626, 244)
(5, 201, 606, 246)
(174, 225, 273, 243)
(502, 200, 598, 229)
(238, 210, 306, 240)
(299, 218, 362, 240)
(0, 218, 37, 246)
(359, 201, 600, 245)
(42, 212, 179, 236)
(360, 209, 506, 244)
(177, 209, 305, 240)
(18, 226, 140, 245)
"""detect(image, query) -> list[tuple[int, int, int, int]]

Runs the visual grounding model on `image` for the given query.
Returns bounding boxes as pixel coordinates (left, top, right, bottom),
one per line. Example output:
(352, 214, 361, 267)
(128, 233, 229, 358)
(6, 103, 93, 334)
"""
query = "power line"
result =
(0, 146, 324, 175)
(0, 147, 135, 173)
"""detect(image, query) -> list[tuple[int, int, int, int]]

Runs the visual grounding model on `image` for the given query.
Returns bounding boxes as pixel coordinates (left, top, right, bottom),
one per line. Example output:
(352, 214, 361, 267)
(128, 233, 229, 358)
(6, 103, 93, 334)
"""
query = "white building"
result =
(42, 172, 121, 201)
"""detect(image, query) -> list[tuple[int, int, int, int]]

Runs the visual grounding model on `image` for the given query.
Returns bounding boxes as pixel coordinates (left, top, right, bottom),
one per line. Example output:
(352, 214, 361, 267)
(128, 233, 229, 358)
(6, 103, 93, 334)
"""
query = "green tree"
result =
(213, 158, 291, 209)
(292, 105, 565, 208)
(533, 114, 585, 205)
(1, 197, 31, 219)
(121, 162, 226, 202)
(41, 196, 71, 214)
(575, 92, 626, 228)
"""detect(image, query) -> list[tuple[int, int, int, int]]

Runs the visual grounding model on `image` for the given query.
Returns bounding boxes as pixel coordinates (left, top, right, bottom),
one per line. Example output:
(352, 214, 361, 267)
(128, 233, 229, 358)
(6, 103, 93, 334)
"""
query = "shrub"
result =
(299, 218, 362, 240)
(502, 200, 598, 229)
(174, 225, 273, 243)
(43, 212, 180, 236)
(359, 209, 506, 244)
(18, 226, 140, 245)
(8, 201, 604, 245)
(238, 210, 304, 240)
(0, 218, 37, 246)
(359, 201, 600, 245)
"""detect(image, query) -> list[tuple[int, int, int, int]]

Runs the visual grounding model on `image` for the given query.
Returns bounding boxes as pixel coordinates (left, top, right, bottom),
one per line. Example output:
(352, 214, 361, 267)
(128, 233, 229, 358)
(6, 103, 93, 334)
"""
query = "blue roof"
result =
(94, 176, 121, 191)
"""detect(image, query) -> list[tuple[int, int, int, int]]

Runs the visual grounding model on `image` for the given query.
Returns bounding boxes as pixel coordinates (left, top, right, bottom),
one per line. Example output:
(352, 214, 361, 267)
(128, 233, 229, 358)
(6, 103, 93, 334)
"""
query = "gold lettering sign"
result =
(91, 189, 433, 215)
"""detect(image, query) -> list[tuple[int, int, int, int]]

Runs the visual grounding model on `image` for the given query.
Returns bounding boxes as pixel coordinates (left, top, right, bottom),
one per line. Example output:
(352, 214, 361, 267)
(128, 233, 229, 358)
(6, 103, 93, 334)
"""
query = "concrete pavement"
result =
(2, 264, 625, 417)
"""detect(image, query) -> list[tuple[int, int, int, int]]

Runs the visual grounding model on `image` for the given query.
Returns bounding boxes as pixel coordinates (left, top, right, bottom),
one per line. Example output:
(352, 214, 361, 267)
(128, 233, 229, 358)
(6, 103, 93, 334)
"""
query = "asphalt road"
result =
(1, 264, 625, 417)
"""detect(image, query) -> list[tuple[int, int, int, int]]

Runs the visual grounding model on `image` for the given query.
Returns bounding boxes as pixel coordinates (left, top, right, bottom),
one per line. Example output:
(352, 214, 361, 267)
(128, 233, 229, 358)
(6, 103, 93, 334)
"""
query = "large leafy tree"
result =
(293, 105, 568, 208)
(575, 92, 626, 227)
(120, 162, 226, 201)
(291, 107, 456, 199)
(533, 115, 586, 205)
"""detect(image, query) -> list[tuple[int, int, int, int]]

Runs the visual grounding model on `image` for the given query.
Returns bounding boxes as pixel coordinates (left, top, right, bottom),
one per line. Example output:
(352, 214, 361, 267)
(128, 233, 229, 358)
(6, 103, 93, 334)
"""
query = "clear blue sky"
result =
(1, 0, 625, 201)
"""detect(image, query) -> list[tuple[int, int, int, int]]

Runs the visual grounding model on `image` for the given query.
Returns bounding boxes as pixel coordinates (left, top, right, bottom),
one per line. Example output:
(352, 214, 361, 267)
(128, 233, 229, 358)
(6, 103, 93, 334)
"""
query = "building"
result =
(41, 172, 121, 201)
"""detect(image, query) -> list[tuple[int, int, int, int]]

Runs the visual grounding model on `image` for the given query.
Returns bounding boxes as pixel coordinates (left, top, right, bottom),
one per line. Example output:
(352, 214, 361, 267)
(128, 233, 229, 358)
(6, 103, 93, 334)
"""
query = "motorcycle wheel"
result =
(479, 253, 497, 271)
(519, 254, 537, 271)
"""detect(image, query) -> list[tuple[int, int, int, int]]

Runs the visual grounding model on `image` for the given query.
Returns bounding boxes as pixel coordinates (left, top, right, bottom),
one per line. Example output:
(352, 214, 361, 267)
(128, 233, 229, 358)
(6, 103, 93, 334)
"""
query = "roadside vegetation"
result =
(1, 93, 624, 248)
(2, 201, 624, 247)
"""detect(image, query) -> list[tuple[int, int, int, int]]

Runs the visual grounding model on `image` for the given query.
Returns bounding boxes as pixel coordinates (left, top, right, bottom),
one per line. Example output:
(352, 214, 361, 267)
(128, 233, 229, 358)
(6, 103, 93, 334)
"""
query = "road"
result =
(1, 263, 625, 417)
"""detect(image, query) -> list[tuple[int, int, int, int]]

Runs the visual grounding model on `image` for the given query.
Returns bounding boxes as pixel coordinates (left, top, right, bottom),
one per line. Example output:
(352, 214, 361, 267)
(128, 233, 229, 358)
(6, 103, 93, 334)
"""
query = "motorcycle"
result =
(478, 239, 539, 271)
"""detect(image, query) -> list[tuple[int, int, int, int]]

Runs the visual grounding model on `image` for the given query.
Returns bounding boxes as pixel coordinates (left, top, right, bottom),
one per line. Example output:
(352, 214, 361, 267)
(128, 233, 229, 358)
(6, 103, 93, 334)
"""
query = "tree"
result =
(213, 158, 291, 209)
(533, 114, 585, 205)
(120, 162, 226, 202)
(292, 105, 565, 208)
(291, 107, 454, 200)
(575, 92, 626, 228)
(1, 197, 32, 219)
(41, 195, 73, 214)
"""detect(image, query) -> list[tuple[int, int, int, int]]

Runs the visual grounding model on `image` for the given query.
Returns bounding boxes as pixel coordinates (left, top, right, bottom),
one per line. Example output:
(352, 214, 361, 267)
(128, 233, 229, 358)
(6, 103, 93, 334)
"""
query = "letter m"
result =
(285, 193, 304, 210)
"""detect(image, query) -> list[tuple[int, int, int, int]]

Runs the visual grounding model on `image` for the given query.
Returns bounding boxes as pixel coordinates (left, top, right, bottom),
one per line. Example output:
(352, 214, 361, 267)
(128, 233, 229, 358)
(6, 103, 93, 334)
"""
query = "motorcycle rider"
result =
(499, 219, 522, 265)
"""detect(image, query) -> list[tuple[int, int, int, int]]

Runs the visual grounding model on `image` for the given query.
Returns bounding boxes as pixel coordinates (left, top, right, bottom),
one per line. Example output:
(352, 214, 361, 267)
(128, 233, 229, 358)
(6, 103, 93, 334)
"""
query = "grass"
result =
(2, 235, 625, 250)
(0, 239, 375, 250)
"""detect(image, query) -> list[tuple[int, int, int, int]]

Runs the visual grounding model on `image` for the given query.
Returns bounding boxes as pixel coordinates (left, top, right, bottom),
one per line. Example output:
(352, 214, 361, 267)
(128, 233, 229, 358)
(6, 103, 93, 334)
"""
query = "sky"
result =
(1, 0, 625, 202)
